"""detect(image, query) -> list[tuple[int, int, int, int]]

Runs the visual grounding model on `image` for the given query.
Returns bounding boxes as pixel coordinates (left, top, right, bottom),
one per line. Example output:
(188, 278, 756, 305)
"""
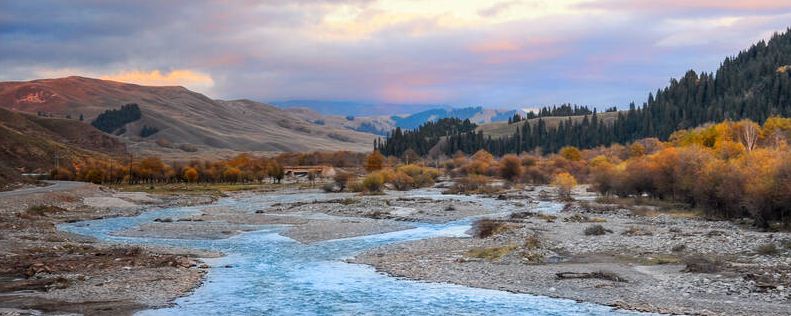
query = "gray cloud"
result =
(1, 0, 790, 110)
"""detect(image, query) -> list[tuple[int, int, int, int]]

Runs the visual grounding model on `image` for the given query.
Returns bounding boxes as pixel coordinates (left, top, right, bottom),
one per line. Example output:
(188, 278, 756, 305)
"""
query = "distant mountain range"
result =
(274, 100, 519, 131)
(271, 100, 447, 117)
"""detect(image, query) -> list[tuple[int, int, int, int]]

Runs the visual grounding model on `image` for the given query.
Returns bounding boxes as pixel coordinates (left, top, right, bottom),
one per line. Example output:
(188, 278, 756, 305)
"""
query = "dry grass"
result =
(755, 243, 779, 256)
(21, 205, 67, 218)
(622, 226, 654, 236)
(472, 219, 515, 238)
(595, 196, 703, 219)
(466, 245, 518, 260)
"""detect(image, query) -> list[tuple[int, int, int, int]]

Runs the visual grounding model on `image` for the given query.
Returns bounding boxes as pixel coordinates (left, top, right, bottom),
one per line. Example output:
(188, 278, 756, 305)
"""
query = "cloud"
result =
(1, 0, 790, 109)
(100, 70, 215, 92)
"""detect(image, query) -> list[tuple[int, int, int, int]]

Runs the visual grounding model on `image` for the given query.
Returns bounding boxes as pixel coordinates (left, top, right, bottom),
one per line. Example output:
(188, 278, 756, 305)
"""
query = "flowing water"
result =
(60, 190, 639, 315)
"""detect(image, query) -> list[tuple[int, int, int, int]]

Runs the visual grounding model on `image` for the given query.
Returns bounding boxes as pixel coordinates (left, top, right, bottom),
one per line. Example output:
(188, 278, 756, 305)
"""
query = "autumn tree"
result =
(183, 167, 199, 183)
(365, 150, 385, 172)
(498, 154, 522, 182)
(552, 172, 577, 199)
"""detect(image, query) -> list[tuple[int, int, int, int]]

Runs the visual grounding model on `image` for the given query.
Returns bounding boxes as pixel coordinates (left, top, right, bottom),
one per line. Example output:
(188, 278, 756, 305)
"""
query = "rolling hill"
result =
(0, 107, 126, 189)
(0, 77, 377, 158)
(477, 111, 621, 138)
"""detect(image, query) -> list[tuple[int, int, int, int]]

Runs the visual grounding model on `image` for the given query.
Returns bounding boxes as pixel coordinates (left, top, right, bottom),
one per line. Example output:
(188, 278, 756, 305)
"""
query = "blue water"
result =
(60, 190, 639, 315)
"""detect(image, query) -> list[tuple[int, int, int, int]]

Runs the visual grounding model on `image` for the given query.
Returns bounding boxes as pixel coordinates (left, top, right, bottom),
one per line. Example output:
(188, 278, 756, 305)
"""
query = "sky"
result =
(1, 0, 791, 111)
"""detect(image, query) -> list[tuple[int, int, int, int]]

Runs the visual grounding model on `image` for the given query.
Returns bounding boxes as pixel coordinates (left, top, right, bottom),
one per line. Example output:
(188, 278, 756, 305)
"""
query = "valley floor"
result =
(352, 187, 791, 315)
(0, 181, 788, 315)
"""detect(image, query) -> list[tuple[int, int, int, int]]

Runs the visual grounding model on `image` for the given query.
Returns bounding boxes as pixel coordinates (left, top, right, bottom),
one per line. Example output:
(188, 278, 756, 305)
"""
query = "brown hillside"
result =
(0, 77, 377, 156)
(0, 107, 126, 188)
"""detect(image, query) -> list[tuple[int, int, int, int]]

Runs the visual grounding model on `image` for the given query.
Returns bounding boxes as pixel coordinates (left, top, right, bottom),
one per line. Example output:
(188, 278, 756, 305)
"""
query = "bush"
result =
(584, 224, 611, 236)
(499, 154, 522, 181)
(333, 172, 352, 192)
(446, 175, 493, 194)
(755, 243, 779, 256)
(389, 171, 415, 191)
(682, 255, 722, 273)
(322, 182, 338, 193)
(362, 172, 385, 193)
(471, 219, 512, 238)
(671, 244, 687, 252)
(552, 172, 577, 199)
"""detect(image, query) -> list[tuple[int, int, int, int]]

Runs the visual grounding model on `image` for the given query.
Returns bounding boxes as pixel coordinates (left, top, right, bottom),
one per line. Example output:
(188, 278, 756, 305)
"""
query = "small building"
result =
(283, 165, 336, 178)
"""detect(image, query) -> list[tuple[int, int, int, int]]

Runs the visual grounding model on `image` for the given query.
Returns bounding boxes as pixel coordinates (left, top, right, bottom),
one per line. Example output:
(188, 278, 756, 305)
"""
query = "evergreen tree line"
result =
(379, 28, 791, 157)
(376, 118, 477, 156)
(524, 104, 594, 119)
(91, 103, 142, 133)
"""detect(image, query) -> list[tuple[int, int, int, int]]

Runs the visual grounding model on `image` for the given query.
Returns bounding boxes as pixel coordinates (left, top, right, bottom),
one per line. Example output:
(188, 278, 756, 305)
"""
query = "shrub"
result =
(333, 172, 352, 192)
(362, 172, 385, 193)
(552, 172, 577, 199)
(389, 171, 415, 191)
(524, 234, 542, 250)
(413, 174, 435, 188)
(322, 182, 338, 193)
(446, 174, 493, 194)
(584, 224, 611, 236)
(471, 219, 512, 238)
(682, 255, 722, 273)
(755, 243, 779, 256)
(671, 244, 687, 252)
(499, 154, 523, 182)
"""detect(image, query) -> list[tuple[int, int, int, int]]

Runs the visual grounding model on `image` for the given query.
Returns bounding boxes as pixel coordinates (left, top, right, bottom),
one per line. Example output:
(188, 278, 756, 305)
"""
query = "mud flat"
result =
(352, 188, 791, 316)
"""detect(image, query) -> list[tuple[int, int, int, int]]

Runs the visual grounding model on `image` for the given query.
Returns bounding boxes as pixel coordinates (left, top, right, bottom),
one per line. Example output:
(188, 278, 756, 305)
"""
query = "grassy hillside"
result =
(0, 77, 377, 156)
(0, 107, 126, 189)
(477, 111, 621, 138)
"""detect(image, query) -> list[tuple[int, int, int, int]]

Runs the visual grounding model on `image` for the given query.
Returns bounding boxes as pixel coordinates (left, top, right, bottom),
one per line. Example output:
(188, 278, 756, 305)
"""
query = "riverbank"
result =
(0, 182, 220, 315)
(352, 187, 791, 315)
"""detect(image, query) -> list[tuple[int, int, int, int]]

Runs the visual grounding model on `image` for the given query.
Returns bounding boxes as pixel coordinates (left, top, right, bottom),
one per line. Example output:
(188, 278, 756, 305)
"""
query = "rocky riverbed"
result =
(352, 187, 791, 315)
(0, 182, 217, 315)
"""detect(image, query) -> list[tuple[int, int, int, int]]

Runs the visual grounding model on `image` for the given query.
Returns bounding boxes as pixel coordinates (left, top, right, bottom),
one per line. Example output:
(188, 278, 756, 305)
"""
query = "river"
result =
(60, 189, 640, 315)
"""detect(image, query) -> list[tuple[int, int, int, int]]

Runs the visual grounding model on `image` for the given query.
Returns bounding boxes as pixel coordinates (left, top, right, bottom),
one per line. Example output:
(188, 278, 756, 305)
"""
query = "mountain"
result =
(390, 106, 517, 129)
(271, 100, 445, 117)
(0, 107, 126, 189)
(0, 77, 377, 157)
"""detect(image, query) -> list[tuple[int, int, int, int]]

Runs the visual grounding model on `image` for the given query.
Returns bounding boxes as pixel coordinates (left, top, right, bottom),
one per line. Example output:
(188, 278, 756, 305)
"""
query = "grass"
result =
(466, 245, 518, 260)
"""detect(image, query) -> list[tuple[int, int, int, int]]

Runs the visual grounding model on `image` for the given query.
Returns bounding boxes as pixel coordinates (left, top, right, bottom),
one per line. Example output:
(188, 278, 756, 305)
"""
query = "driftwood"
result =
(555, 271, 628, 282)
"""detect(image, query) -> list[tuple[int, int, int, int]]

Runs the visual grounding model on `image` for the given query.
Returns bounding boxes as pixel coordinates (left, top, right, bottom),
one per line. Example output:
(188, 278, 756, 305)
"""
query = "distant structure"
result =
(283, 165, 336, 178)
